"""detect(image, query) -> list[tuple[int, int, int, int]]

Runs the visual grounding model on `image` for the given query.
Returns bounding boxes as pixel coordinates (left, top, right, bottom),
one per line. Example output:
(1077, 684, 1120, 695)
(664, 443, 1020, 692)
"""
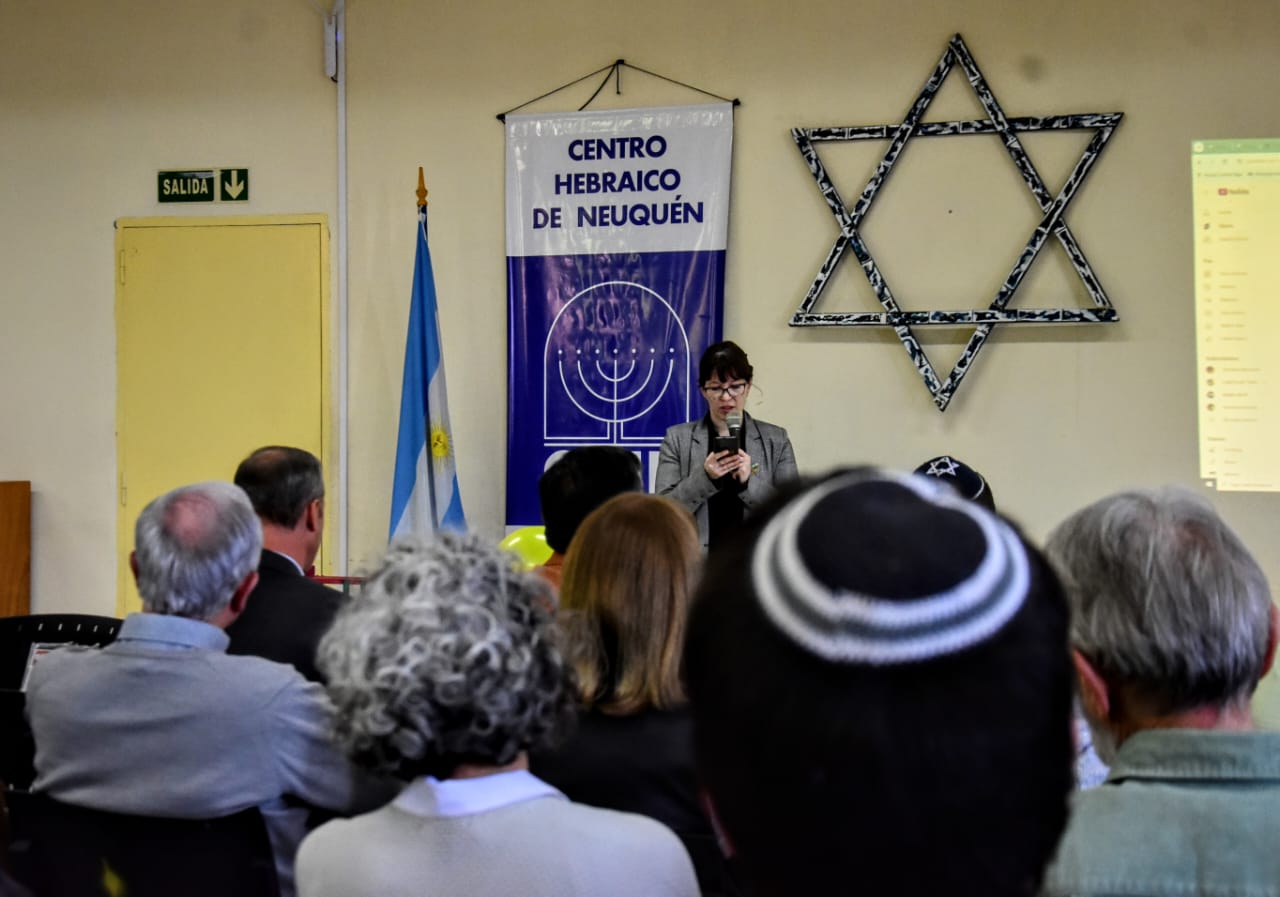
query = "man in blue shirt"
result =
(26, 481, 394, 897)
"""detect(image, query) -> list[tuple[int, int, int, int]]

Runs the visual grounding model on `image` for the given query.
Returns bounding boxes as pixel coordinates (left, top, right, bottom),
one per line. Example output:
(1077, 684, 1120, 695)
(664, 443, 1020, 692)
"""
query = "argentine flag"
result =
(389, 204, 467, 538)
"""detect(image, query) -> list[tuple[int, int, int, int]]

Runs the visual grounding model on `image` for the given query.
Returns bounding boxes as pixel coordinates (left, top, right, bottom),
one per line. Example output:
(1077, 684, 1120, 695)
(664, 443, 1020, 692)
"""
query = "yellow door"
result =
(115, 215, 331, 614)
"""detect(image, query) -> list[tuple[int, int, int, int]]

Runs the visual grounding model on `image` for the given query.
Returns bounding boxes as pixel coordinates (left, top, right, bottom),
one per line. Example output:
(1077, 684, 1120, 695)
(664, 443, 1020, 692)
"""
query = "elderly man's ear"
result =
(1074, 605, 1280, 725)
(1263, 605, 1279, 680)
(1071, 650, 1111, 726)
(206, 570, 259, 630)
(229, 570, 259, 617)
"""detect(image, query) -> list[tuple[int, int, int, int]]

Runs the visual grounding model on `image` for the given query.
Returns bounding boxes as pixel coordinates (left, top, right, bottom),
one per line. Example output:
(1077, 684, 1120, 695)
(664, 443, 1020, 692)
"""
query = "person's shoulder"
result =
(24, 644, 100, 693)
(663, 419, 699, 441)
(546, 802, 697, 895)
(750, 415, 789, 439)
(575, 704, 692, 739)
(205, 648, 319, 705)
(296, 810, 403, 895)
(298, 810, 385, 853)
(291, 574, 346, 610)
(547, 799, 688, 856)
(255, 558, 345, 605)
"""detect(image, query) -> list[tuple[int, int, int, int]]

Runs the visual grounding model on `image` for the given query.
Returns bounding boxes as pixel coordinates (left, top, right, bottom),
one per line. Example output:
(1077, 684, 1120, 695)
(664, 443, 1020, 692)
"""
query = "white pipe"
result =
(333, 0, 349, 575)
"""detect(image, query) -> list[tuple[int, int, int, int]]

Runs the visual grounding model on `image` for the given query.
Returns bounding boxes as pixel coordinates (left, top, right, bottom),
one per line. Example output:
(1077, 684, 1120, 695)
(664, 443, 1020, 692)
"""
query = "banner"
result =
(505, 103, 733, 527)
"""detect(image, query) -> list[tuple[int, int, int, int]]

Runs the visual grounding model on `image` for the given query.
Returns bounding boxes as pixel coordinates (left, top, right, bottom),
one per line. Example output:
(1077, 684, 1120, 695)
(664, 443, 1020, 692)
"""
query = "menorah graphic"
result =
(543, 280, 692, 446)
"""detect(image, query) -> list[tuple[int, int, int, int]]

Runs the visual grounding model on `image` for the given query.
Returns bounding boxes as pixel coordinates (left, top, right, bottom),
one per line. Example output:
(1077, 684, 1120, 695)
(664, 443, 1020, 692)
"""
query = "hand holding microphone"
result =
(725, 411, 753, 483)
(701, 411, 752, 483)
(726, 411, 742, 442)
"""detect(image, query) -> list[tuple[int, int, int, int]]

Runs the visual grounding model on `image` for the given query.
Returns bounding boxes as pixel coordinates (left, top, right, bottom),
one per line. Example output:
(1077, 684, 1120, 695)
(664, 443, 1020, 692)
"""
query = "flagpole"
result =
(389, 168, 468, 538)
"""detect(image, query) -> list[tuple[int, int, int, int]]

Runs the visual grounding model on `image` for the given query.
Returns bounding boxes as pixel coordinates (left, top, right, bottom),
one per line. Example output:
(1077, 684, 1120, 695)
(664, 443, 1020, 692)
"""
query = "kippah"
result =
(752, 469, 1029, 665)
(913, 455, 995, 512)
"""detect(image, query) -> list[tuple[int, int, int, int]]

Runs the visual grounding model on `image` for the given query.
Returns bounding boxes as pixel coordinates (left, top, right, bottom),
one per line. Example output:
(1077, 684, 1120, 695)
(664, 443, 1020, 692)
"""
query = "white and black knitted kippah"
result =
(751, 469, 1030, 665)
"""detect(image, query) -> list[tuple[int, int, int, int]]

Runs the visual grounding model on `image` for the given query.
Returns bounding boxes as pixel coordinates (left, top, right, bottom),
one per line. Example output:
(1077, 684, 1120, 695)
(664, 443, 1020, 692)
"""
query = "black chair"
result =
(5, 791, 279, 897)
(0, 691, 34, 790)
(0, 615, 121, 690)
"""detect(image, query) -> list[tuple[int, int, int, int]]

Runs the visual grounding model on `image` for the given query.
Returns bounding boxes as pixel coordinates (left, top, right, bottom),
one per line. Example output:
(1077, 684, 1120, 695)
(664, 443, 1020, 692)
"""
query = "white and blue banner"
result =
(505, 103, 733, 527)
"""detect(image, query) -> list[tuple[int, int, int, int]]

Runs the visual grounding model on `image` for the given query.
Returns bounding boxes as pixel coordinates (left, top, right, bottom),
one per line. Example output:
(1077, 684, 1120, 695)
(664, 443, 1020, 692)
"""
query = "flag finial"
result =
(416, 167, 428, 208)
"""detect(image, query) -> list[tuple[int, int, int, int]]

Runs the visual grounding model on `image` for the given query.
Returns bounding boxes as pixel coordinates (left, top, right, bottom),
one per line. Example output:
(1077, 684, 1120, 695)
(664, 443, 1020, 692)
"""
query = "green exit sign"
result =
(157, 168, 249, 203)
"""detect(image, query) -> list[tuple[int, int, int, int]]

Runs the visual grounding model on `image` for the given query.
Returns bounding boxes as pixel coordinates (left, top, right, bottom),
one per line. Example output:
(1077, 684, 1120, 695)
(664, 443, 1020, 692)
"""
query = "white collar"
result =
(393, 769, 565, 819)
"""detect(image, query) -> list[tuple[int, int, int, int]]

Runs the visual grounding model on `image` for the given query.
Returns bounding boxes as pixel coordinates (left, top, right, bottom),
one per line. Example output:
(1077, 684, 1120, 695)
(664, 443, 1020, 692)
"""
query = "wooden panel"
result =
(0, 482, 32, 617)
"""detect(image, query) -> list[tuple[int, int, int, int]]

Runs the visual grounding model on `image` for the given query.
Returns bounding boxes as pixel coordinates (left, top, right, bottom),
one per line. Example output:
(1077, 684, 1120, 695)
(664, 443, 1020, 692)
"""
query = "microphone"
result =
(726, 411, 743, 450)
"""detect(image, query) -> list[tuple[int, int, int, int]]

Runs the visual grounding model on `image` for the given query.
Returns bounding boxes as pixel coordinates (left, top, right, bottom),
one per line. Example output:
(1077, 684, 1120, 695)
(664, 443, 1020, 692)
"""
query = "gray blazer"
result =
(655, 412, 798, 549)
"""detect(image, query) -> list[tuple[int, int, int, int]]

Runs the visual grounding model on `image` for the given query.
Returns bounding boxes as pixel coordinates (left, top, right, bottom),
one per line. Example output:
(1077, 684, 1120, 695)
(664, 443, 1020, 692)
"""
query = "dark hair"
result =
(234, 446, 325, 528)
(538, 447, 643, 554)
(684, 468, 1073, 897)
(913, 455, 996, 512)
(698, 340, 753, 386)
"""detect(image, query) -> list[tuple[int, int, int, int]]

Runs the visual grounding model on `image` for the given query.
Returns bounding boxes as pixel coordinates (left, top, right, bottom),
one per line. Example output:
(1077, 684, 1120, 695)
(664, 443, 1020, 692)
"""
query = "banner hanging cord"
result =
(576, 63, 621, 112)
(497, 60, 739, 122)
(622, 62, 736, 106)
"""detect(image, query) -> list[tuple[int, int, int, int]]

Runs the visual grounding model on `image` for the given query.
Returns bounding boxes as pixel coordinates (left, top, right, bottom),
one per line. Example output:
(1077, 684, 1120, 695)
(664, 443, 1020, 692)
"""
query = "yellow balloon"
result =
(499, 525, 553, 569)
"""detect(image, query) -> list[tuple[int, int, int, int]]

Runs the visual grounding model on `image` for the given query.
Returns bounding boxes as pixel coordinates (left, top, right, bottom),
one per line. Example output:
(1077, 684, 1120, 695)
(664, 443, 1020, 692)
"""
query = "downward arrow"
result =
(224, 170, 244, 199)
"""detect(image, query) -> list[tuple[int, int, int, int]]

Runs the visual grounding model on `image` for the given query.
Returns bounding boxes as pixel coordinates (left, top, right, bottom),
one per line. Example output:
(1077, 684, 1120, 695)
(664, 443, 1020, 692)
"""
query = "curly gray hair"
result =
(318, 533, 575, 779)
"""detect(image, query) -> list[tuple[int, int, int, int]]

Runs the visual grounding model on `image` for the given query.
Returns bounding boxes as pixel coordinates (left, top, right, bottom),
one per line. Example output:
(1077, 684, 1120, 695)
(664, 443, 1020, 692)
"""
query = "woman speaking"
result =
(655, 341, 797, 551)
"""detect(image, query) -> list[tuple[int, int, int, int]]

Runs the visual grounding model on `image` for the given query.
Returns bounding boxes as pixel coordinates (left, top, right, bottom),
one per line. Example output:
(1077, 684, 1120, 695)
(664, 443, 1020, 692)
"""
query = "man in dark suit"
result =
(226, 446, 343, 682)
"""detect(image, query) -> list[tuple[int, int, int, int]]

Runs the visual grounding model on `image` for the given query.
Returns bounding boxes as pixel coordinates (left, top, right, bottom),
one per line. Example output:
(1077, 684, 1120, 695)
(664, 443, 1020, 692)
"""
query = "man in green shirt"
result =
(1042, 487, 1280, 897)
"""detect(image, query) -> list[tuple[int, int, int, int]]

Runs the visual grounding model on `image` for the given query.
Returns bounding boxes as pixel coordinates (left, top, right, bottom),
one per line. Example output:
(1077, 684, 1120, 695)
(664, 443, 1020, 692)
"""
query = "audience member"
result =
(537, 446, 643, 588)
(227, 445, 343, 682)
(913, 454, 1108, 787)
(24, 482, 395, 897)
(1041, 487, 1280, 896)
(684, 468, 1074, 897)
(531, 493, 733, 895)
(913, 454, 995, 511)
(296, 534, 699, 897)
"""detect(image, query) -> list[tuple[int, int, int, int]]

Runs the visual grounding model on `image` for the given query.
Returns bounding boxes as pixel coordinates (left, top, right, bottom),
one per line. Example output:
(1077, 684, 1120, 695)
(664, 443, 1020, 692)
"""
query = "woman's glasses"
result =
(702, 381, 748, 398)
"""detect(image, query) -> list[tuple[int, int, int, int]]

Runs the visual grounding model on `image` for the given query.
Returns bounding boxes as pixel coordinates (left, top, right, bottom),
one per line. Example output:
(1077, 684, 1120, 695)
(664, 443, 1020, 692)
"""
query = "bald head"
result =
(133, 482, 262, 620)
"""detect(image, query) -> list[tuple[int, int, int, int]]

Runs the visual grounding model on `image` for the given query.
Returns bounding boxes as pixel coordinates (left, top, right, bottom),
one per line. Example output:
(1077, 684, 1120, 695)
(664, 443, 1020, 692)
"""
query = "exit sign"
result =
(157, 168, 250, 203)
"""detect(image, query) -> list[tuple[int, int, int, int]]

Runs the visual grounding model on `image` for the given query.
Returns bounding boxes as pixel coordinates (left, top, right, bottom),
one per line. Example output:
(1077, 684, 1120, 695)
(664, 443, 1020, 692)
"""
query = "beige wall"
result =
(4, 0, 1280, 715)
(0, 0, 338, 615)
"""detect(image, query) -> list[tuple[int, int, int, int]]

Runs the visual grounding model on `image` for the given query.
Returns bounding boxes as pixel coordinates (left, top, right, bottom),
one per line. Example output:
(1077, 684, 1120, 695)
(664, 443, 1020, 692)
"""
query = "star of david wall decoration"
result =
(791, 33, 1123, 411)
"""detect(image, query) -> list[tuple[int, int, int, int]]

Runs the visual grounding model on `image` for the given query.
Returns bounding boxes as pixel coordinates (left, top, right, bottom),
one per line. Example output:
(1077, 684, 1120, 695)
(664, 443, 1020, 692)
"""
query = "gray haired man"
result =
(1041, 487, 1280, 897)
(25, 482, 395, 897)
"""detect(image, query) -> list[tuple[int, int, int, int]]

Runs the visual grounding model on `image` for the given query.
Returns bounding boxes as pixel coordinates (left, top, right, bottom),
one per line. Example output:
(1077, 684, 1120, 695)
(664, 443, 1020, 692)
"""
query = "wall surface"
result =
(5, 0, 1280, 717)
(1, 0, 339, 615)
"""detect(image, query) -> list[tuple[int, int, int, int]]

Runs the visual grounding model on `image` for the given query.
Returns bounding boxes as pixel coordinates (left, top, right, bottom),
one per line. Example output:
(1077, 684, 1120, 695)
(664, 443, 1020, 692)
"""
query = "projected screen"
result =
(1193, 139, 1280, 492)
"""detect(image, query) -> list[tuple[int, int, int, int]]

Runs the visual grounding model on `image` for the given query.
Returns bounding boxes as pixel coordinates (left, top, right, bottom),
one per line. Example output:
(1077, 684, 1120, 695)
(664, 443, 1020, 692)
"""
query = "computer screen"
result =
(1193, 139, 1280, 492)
